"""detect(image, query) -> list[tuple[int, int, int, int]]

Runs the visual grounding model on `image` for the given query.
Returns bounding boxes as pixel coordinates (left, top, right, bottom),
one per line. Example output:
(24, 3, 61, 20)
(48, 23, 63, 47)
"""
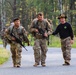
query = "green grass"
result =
(49, 35, 76, 48)
(0, 39, 2, 44)
(72, 37, 76, 48)
(0, 35, 76, 48)
(28, 35, 76, 48)
(0, 48, 10, 65)
(48, 35, 61, 47)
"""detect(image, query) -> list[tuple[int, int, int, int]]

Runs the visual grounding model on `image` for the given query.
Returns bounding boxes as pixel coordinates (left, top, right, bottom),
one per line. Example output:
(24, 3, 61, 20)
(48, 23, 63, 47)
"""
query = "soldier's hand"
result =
(44, 33, 48, 37)
(70, 40, 74, 44)
(5, 29, 8, 32)
(35, 29, 38, 32)
(11, 37, 15, 41)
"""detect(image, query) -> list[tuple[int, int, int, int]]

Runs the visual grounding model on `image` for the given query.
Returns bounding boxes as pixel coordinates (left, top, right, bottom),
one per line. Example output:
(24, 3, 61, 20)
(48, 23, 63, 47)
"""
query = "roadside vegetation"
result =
(28, 35, 76, 48)
(0, 47, 10, 65)
(0, 35, 76, 64)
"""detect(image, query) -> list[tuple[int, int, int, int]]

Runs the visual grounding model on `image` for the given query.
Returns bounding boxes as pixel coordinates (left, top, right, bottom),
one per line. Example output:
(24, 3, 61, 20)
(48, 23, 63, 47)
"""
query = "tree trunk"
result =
(13, 0, 16, 18)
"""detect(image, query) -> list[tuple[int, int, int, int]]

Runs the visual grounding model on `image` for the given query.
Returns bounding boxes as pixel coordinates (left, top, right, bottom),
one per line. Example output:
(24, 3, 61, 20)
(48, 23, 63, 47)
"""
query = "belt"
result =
(35, 33, 47, 39)
(61, 37, 71, 41)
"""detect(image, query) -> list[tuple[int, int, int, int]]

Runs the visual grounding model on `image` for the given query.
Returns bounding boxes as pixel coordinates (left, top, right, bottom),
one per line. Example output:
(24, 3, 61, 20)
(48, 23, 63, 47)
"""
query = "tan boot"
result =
(17, 64, 20, 68)
(13, 63, 16, 67)
(42, 64, 46, 67)
(63, 60, 70, 66)
(33, 62, 39, 67)
(13, 64, 17, 67)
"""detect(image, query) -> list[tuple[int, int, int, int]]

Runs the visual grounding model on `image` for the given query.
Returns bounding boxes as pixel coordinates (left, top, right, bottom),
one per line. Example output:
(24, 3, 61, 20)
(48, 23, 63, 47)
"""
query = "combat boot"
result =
(13, 63, 17, 67)
(33, 62, 39, 67)
(63, 61, 70, 66)
(13, 64, 17, 67)
(41, 62, 46, 67)
(41, 64, 46, 67)
(17, 64, 20, 68)
(13, 63, 21, 68)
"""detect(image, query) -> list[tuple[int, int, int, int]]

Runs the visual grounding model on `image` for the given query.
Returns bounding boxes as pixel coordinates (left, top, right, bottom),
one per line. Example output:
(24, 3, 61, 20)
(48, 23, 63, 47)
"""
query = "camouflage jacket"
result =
(5, 25, 29, 44)
(30, 19, 52, 38)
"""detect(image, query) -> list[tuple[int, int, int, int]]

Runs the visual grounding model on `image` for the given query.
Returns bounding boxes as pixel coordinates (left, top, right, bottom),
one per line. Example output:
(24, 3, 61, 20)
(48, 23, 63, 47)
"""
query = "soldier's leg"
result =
(33, 39, 41, 66)
(4, 41, 7, 48)
(15, 45, 22, 67)
(3, 39, 6, 48)
(61, 43, 66, 60)
(3, 41, 7, 48)
(41, 39, 48, 66)
(61, 38, 71, 65)
(64, 38, 71, 65)
(10, 46, 16, 67)
(61, 40, 67, 65)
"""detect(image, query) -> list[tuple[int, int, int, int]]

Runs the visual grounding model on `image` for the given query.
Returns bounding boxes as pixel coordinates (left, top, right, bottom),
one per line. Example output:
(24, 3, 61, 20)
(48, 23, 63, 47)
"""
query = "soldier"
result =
(30, 12, 52, 67)
(1, 27, 7, 48)
(5, 18, 29, 67)
(52, 14, 74, 66)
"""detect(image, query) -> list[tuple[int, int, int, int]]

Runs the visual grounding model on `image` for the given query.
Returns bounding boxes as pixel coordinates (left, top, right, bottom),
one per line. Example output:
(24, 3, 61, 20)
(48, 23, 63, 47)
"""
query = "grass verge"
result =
(49, 36, 76, 48)
(0, 47, 10, 65)
(29, 35, 76, 48)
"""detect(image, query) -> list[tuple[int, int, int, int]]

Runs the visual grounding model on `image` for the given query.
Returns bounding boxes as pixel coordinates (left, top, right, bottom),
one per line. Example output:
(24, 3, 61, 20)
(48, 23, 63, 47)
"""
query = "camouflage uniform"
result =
(30, 19, 52, 66)
(2, 38, 7, 48)
(61, 37, 71, 64)
(5, 24, 28, 67)
(1, 28, 7, 48)
(52, 14, 74, 65)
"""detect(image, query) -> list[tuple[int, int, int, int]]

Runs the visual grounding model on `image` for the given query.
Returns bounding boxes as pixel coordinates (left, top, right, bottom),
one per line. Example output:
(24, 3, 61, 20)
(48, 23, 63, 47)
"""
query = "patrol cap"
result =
(37, 12, 43, 17)
(58, 14, 67, 19)
(13, 17, 20, 22)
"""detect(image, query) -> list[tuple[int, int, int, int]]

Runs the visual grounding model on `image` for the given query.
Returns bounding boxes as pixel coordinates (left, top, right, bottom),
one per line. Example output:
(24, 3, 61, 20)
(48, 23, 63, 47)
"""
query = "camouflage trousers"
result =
(3, 39, 7, 48)
(10, 43, 22, 66)
(61, 37, 71, 63)
(33, 39, 48, 64)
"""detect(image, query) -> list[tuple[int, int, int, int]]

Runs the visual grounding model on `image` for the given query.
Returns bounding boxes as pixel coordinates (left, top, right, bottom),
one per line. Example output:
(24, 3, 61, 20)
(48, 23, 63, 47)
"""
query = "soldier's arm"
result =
(22, 28, 28, 36)
(29, 21, 37, 33)
(46, 21, 52, 35)
(68, 24, 74, 40)
(22, 28, 29, 44)
(5, 27, 13, 41)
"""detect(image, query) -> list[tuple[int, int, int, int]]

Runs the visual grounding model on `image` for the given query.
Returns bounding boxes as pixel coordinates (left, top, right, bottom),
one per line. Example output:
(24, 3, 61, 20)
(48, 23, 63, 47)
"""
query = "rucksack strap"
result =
(9, 25, 23, 34)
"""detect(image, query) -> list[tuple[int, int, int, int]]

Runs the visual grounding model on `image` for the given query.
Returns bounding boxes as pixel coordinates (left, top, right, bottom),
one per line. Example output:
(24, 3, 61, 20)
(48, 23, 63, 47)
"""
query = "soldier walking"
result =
(1, 28, 7, 48)
(30, 12, 52, 67)
(5, 18, 29, 67)
(52, 14, 74, 66)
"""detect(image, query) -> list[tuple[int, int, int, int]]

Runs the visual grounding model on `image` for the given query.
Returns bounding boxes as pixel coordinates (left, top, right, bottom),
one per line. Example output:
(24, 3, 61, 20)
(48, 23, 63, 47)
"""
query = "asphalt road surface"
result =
(0, 45, 76, 75)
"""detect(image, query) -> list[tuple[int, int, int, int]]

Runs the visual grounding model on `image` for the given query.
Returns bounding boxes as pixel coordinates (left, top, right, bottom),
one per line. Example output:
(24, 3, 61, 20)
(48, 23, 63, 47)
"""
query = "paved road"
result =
(0, 45, 76, 75)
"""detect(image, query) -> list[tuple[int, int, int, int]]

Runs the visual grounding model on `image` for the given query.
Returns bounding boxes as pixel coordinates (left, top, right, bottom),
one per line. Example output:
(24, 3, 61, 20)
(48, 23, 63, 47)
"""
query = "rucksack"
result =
(34, 19, 48, 31)
(9, 24, 24, 34)
(8, 24, 29, 44)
